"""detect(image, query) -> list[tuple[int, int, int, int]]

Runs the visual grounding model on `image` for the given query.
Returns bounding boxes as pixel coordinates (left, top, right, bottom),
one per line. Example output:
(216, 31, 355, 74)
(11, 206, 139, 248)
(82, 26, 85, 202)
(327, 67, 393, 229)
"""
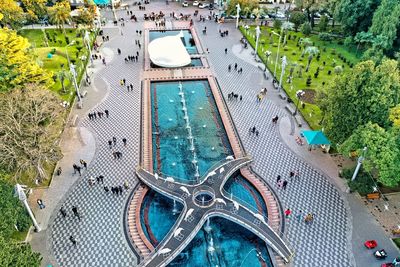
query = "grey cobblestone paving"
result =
(193, 19, 353, 266)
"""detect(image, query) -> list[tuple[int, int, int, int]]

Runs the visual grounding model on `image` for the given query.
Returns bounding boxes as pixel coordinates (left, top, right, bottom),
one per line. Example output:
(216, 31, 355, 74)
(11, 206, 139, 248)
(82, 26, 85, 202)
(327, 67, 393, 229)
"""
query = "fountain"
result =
(172, 200, 178, 215)
(204, 218, 212, 232)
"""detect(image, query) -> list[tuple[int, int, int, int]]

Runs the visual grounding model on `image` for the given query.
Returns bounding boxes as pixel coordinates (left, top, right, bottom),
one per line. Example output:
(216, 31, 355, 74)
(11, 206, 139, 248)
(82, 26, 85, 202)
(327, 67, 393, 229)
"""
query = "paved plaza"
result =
(30, 1, 399, 267)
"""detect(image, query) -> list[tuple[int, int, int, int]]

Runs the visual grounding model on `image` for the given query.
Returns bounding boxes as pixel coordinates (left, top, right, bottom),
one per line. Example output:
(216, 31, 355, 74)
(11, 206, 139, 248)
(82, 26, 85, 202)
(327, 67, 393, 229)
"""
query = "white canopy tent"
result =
(148, 31, 191, 68)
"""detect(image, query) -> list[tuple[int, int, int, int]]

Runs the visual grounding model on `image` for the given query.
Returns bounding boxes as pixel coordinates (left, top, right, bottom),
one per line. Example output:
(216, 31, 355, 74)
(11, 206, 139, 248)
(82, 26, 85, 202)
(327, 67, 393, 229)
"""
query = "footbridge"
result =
(136, 156, 293, 267)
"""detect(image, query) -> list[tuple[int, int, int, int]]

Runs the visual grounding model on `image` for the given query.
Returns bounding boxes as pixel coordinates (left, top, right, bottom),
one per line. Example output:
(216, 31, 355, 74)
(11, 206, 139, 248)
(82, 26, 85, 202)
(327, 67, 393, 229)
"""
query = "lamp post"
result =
(294, 90, 305, 115)
(254, 26, 261, 60)
(239, 249, 264, 267)
(235, 4, 241, 29)
(14, 184, 41, 232)
(111, 0, 118, 22)
(65, 41, 82, 108)
(278, 55, 287, 92)
(352, 147, 368, 181)
(272, 29, 283, 78)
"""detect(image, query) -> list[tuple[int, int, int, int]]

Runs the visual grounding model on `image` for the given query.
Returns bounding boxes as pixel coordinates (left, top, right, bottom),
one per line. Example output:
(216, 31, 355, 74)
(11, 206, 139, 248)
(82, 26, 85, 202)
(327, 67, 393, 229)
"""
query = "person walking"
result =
(72, 206, 81, 221)
(284, 208, 291, 218)
(80, 159, 87, 170)
(122, 138, 127, 146)
(73, 164, 79, 174)
(234, 63, 237, 70)
(228, 64, 231, 72)
(112, 137, 117, 146)
(108, 140, 112, 149)
(276, 175, 281, 185)
(60, 207, 67, 218)
(296, 210, 303, 222)
(69, 235, 77, 247)
(282, 180, 288, 190)
(289, 171, 295, 180)
(105, 110, 109, 117)
(224, 48, 227, 54)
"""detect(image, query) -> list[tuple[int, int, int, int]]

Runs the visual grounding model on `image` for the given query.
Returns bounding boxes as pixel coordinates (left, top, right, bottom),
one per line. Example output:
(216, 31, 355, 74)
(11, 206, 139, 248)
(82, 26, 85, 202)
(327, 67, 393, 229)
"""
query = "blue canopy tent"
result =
(301, 130, 331, 152)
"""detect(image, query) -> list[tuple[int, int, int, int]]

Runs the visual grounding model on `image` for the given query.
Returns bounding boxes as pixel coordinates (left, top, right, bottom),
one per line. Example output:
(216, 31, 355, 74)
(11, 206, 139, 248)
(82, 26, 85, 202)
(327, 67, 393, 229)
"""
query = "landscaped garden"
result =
(18, 28, 96, 101)
(240, 25, 362, 129)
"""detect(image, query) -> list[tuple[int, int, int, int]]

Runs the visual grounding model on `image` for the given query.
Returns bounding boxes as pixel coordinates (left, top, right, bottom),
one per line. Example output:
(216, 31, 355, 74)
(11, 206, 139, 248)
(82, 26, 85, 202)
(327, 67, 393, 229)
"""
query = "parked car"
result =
(276, 11, 285, 19)
(193, 1, 199, 6)
(182, 1, 188, 7)
(198, 2, 209, 8)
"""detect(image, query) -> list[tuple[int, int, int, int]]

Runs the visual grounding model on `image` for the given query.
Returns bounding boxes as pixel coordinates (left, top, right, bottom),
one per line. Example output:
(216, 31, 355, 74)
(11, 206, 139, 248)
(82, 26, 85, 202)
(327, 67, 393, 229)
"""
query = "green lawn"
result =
(241, 26, 362, 129)
(393, 238, 400, 249)
(18, 28, 95, 101)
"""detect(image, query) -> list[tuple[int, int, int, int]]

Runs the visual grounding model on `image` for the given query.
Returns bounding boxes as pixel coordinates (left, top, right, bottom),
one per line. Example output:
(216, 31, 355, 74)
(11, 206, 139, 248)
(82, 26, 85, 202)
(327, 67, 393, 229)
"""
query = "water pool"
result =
(151, 58, 203, 68)
(149, 30, 198, 54)
(151, 80, 232, 182)
(93, 0, 109, 5)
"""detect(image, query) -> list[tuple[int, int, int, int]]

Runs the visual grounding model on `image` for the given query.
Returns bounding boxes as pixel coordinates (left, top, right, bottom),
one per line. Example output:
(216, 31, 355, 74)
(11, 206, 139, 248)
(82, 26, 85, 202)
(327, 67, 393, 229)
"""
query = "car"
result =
(198, 3, 209, 8)
(193, 1, 199, 6)
(182, 1, 188, 7)
(276, 11, 285, 19)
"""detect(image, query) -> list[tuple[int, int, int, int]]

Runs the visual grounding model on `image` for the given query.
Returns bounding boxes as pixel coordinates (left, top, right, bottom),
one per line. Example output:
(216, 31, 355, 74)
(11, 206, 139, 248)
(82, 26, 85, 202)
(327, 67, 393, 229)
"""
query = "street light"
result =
(278, 55, 287, 92)
(65, 41, 82, 108)
(352, 147, 368, 181)
(14, 184, 41, 232)
(239, 249, 265, 267)
(254, 26, 261, 60)
(235, 3, 241, 29)
(294, 90, 305, 115)
(110, 0, 118, 22)
(271, 29, 283, 78)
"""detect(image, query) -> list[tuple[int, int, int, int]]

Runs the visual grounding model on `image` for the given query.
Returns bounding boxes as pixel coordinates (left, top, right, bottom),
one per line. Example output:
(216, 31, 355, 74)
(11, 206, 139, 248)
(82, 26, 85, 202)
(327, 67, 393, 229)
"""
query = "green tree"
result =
(226, 0, 258, 17)
(49, 0, 71, 37)
(273, 19, 282, 30)
(389, 105, 400, 127)
(0, 235, 41, 266)
(339, 122, 400, 187)
(295, 0, 321, 28)
(301, 22, 312, 36)
(289, 11, 306, 32)
(369, 0, 400, 56)
(336, 0, 381, 36)
(304, 46, 319, 72)
(324, 59, 400, 143)
(0, 28, 53, 92)
(20, 0, 48, 23)
(318, 15, 329, 32)
(0, 84, 64, 182)
(321, 0, 340, 29)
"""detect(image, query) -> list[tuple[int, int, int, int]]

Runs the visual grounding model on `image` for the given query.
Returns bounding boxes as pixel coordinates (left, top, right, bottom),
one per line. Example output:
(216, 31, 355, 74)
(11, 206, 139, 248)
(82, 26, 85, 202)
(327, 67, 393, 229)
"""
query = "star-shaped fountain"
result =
(136, 156, 293, 266)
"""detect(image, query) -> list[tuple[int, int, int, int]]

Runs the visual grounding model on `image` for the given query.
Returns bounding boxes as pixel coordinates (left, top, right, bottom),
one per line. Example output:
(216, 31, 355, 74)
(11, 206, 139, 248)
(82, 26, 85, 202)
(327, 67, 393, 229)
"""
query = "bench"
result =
(285, 105, 296, 115)
(71, 115, 79, 127)
(294, 115, 302, 127)
(279, 92, 287, 100)
(366, 192, 380, 200)
(81, 90, 88, 98)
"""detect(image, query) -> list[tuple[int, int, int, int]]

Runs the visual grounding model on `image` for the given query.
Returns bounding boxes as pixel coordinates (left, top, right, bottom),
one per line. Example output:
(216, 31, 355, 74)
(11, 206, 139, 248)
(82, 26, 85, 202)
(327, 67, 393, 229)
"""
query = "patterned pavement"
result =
(48, 2, 353, 267)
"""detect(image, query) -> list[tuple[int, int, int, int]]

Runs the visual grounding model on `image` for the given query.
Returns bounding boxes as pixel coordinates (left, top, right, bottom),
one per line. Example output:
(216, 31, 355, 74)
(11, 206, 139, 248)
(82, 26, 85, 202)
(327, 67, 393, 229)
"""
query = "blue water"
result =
(149, 30, 198, 54)
(151, 80, 232, 182)
(140, 175, 271, 267)
(152, 58, 203, 68)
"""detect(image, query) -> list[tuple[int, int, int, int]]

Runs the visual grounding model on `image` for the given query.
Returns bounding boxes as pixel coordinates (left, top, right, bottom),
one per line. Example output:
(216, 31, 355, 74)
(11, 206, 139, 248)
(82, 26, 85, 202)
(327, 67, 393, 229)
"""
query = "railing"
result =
(139, 80, 144, 165)
(213, 77, 247, 157)
(193, 185, 216, 207)
(219, 188, 294, 259)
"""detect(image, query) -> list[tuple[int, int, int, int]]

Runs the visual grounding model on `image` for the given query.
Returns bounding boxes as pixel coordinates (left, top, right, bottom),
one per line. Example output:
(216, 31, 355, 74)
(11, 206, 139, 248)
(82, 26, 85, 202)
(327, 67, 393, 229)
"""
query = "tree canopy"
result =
(0, 84, 64, 182)
(48, 0, 71, 35)
(289, 11, 306, 32)
(336, 0, 381, 36)
(339, 122, 400, 186)
(0, 235, 41, 267)
(226, 0, 258, 16)
(0, 0, 25, 29)
(0, 28, 53, 92)
(323, 59, 400, 143)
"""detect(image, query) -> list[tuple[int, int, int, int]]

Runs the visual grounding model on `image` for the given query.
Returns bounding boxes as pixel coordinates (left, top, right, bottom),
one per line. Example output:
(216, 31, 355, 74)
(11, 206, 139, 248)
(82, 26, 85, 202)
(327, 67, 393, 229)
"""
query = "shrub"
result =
(341, 168, 375, 196)
(306, 76, 312, 86)
(318, 32, 333, 41)
(65, 37, 70, 44)
(334, 66, 343, 75)
(316, 53, 321, 61)
(337, 40, 344, 45)
(331, 48, 336, 55)
(301, 22, 312, 36)
(344, 36, 353, 47)
(328, 70, 332, 75)
(318, 15, 329, 32)
(322, 81, 325, 86)
(283, 47, 289, 51)
(314, 72, 319, 78)
(273, 19, 282, 30)
(323, 61, 326, 66)
(292, 52, 296, 55)
(50, 48, 56, 54)
(322, 47, 326, 52)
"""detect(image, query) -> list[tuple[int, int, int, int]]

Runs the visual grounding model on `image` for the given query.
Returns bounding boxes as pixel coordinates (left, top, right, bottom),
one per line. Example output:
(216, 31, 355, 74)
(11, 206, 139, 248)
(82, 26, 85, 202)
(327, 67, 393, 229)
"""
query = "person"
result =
(282, 180, 288, 190)
(72, 206, 80, 221)
(276, 175, 281, 184)
(224, 48, 227, 54)
(124, 181, 129, 190)
(88, 176, 95, 186)
(37, 199, 45, 209)
(284, 208, 291, 218)
(108, 140, 112, 149)
(228, 64, 231, 72)
(117, 48, 121, 55)
(295, 210, 302, 222)
(69, 235, 77, 246)
(122, 138, 127, 146)
(56, 167, 62, 176)
(60, 207, 67, 218)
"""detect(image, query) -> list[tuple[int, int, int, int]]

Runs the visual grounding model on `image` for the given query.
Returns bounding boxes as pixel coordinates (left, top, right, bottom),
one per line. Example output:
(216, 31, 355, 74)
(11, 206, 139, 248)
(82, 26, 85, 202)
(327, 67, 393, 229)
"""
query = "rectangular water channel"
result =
(149, 30, 198, 54)
(151, 80, 232, 182)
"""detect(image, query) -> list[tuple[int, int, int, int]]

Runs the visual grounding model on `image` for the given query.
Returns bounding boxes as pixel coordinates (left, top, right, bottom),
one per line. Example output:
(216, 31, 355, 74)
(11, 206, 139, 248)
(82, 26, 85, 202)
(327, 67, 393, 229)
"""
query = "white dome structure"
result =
(148, 31, 191, 68)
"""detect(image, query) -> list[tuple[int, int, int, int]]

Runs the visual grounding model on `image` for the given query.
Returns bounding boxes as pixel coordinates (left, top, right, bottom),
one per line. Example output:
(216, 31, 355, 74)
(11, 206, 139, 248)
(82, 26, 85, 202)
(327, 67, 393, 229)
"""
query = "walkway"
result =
(136, 157, 293, 266)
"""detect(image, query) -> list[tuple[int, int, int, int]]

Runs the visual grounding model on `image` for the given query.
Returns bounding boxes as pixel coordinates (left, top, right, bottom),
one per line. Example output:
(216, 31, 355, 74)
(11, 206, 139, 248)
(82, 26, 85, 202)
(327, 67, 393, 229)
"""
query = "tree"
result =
(273, 19, 282, 30)
(369, 0, 400, 56)
(281, 22, 294, 46)
(321, 0, 340, 29)
(389, 105, 400, 127)
(336, 0, 381, 36)
(0, 0, 25, 29)
(324, 59, 400, 143)
(295, 0, 321, 28)
(57, 69, 70, 94)
(226, 0, 258, 17)
(300, 37, 313, 56)
(0, 84, 64, 182)
(48, 0, 71, 37)
(0, 28, 53, 92)
(318, 15, 329, 32)
(304, 46, 319, 72)
(0, 235, 41, 266)
(339, 122, 400, 187)
(301, 22, 312, 36)
(20, 0, 48, 23)
(289, 11, 306, 32)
